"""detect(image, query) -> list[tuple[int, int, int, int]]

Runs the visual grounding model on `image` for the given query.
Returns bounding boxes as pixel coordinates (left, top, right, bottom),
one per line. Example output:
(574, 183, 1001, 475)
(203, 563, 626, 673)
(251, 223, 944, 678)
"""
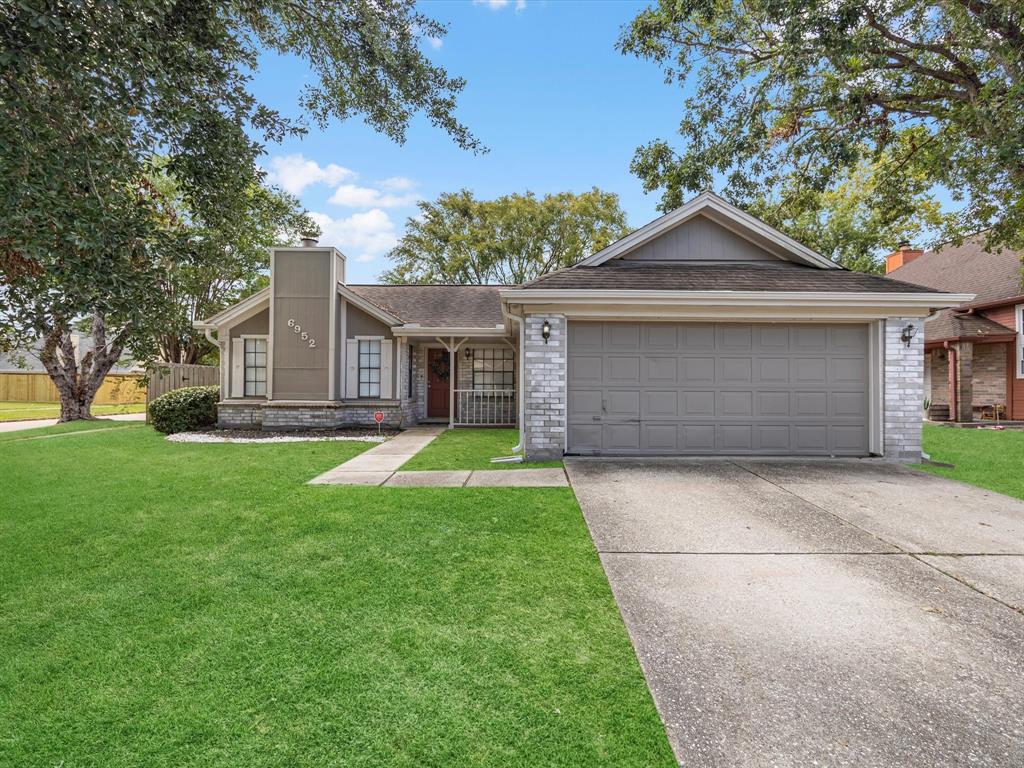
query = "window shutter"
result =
(230, 338, 244, 398)
(346, 339, 359, 398)
(380, 339, 394, 399)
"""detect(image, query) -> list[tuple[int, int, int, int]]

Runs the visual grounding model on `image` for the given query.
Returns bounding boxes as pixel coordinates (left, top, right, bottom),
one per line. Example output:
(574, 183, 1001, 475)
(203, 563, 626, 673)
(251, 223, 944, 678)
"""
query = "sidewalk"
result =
(308, 425, 569, 487)
(0, 412, 146, 434)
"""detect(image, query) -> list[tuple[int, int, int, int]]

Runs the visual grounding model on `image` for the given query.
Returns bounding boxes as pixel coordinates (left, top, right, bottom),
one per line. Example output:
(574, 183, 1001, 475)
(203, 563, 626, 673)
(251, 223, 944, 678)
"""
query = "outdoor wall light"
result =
(900, 323, 918, 347)
(464, 347, 472, 361)
(541, 319, 551, 343)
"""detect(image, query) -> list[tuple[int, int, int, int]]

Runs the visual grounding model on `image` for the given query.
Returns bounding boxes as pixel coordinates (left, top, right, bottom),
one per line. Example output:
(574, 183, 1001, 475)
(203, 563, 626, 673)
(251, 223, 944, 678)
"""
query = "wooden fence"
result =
(146, 363, 219, 407)
(0, 372, 147, 405)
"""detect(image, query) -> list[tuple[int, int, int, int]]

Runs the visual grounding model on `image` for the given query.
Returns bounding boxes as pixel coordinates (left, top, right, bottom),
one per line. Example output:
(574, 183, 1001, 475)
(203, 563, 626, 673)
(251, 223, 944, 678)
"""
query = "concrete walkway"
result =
(0, 412, 146, 433)
(308, 426, 568, 487)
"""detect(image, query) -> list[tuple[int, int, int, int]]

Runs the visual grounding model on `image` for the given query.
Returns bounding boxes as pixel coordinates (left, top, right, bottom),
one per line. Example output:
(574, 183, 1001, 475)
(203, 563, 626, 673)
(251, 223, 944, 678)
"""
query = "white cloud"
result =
(427, 35, 443, 49)
(309, 209, 399, 263)
(472, 0, 526, 10)
(515, 0, 526, 10)
(265, 154, 354, 195)
(380, 176, 416, 191)
(328, 183, 416, 209)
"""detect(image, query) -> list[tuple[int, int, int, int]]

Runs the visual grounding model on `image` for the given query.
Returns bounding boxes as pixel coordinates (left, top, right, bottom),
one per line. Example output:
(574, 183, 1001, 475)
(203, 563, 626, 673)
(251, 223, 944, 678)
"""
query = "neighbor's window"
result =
(244, 338, 267, 396)
(472, 347, 514, 391)
(358, 339, 381, 397)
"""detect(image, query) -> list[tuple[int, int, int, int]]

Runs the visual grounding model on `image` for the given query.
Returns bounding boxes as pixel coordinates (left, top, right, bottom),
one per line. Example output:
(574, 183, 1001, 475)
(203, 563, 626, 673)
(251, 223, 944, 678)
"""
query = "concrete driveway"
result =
(566, 459, 1024, 767)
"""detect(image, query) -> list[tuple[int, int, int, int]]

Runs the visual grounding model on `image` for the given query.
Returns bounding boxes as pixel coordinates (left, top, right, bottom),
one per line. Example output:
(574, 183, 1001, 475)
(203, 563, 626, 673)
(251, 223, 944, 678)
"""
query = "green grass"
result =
(919, 423, 1024, 500)
(401, 428, 563, 471)
(0, 427, 672, 767)
(0, 400, 145, 421)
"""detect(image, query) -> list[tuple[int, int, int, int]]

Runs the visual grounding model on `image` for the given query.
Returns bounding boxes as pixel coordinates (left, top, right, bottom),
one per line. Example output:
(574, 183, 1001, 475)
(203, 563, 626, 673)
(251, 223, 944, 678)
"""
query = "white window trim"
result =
(1016, 304, 1024, 379)
(240, 334, 269, 397)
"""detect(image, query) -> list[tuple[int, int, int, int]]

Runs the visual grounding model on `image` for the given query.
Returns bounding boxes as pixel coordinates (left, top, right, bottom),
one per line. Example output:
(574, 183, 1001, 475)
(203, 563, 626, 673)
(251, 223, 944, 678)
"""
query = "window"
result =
(358, 339, 381, 397)
(243, 338, 267, 396)
(472, 347, 514, 391)
(1017, 305, 1024, 379)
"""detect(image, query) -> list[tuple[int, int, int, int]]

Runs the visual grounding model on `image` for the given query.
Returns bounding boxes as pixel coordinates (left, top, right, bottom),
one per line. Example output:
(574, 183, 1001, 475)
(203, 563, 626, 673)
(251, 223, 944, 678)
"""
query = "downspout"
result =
(509, 313, 525, 453)
(944, 341, 958, 422)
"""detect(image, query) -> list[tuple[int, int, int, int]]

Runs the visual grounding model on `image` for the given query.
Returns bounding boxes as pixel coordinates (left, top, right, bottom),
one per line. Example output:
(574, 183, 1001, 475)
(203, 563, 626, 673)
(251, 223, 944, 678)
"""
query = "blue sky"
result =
(251, 0, 688, 283)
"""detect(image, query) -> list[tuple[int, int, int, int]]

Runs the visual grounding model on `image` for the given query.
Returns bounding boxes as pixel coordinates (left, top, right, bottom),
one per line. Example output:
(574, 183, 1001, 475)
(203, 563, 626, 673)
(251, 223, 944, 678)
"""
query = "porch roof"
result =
(925, 308, 1016, 345)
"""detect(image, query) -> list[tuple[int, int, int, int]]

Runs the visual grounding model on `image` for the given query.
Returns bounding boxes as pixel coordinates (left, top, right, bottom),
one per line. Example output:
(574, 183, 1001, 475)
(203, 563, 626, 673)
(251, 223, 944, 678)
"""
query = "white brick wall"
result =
(523, 314, 566, 460)
(884, 317, 925, 461)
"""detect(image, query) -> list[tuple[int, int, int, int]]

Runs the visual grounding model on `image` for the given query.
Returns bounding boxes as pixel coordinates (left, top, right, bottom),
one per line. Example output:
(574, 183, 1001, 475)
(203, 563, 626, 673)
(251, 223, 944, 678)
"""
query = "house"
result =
(885, 238, 1024, 422)
(195, 193, 967, 461)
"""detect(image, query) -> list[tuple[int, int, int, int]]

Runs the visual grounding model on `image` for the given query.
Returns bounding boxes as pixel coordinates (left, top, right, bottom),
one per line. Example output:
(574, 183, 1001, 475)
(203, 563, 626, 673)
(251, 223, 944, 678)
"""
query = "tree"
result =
(748, 153, 954, 273)
(382, 189, 630, 285)
(148, 165, 318, 365)
(0, 0, 481, 420)
(619, 0, 1024, 249)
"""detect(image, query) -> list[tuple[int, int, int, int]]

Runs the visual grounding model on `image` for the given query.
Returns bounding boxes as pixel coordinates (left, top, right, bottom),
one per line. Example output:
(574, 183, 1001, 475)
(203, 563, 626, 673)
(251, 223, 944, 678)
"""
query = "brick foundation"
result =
(218, 400, 404, 430)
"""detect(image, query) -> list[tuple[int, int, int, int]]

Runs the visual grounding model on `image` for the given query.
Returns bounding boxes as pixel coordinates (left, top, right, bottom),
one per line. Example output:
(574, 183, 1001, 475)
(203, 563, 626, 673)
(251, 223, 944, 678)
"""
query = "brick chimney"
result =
(885, 241, 925, 273)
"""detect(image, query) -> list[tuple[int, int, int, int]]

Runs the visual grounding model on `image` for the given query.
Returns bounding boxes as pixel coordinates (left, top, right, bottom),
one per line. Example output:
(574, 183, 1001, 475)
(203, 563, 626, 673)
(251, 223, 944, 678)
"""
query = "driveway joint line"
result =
(729, 459, 1024, 616)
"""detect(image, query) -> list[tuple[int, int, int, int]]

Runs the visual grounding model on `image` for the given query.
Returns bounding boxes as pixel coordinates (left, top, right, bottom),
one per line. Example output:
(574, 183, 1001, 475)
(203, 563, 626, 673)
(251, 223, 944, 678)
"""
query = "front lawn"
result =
(0, 399, 145, 421)
(920, 423, 1024, 500)
(0, 426, 672, 767)
(401, 427, 563, 471)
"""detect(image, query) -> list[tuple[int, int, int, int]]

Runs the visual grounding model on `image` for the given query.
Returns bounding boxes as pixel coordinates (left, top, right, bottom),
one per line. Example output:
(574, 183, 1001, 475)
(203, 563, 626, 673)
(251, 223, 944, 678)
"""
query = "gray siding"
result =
(272, 251, 331, 400)
(621, 214, 782, 263)
(345, 303, 398, 398)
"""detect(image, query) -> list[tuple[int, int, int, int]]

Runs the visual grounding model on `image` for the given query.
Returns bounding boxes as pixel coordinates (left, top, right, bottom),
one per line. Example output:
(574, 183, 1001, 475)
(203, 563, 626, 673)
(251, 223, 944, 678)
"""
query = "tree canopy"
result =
(620, 0, 1024, 250)
(0, 0, 479, 419)
(382, 189, 630, 285)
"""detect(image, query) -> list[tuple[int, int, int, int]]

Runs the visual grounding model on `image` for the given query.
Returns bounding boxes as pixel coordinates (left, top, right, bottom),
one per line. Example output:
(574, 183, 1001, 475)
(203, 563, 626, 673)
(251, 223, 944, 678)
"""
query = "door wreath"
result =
(430, 354, 451, 381)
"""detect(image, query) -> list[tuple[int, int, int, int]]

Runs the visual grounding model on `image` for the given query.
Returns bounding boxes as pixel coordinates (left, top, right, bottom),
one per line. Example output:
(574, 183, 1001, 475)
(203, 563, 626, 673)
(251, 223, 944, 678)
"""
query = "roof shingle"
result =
(519, 261, 943, 293)
(925, 309, 1015, 342)
(349, 284, 506, 328)
(887, 236, 1023, 305)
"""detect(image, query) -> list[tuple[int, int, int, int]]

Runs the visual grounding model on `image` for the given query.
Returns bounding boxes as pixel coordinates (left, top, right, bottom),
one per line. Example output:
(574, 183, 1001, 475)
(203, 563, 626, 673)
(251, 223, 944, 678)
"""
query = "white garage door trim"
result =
(566, 321, 875, 457)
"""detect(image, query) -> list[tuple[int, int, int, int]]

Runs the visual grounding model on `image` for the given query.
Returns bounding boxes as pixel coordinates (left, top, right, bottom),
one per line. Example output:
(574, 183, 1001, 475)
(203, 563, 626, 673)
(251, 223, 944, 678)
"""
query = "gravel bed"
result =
(167, 427, 394, 444)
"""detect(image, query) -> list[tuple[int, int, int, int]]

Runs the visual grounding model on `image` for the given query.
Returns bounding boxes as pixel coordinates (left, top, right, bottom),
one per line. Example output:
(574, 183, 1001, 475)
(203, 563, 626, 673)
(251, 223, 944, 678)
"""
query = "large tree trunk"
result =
(38, 314, 126, 422)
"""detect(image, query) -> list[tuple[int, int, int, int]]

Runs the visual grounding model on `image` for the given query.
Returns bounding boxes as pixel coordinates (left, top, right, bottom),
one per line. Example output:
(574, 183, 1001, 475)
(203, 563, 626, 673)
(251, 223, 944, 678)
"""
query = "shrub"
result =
(148, 386, 220, 434)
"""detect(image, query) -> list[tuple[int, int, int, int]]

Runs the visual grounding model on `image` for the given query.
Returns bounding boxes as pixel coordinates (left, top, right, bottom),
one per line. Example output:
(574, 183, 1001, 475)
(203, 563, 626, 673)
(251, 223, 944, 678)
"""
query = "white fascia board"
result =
(194, 288, 270, 329)
(500, 289, 974, 313)
(392, 325, 507, 337)
(337, 283, 402, 326)
(577, 192, 838, 270)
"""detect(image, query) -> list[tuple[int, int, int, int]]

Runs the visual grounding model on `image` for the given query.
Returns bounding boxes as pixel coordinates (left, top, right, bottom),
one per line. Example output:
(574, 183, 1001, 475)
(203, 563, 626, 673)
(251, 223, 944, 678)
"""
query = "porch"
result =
(401, 333, 519, 429)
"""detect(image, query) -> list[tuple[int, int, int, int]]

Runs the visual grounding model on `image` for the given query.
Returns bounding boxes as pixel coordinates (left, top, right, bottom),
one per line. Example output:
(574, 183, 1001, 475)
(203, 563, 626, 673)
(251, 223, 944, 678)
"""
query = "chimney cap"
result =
(897, 240, 912, 250)
(300, 234, 319, 247)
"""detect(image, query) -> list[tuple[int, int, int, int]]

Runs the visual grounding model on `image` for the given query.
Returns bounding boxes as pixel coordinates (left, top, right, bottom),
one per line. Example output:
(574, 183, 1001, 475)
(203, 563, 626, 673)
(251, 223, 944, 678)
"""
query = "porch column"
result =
(449, 336, 455, 429)
(949, 341, 974, 422)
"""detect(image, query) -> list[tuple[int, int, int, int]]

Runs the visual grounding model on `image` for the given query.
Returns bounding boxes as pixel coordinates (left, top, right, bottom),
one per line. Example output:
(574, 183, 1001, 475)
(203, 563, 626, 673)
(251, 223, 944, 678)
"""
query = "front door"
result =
(427, 347, 452, 418)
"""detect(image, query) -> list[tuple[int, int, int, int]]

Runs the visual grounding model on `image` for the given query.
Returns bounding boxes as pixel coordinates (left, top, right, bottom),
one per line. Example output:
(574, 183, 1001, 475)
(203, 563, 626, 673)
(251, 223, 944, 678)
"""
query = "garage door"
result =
(567, 322, 869, 456)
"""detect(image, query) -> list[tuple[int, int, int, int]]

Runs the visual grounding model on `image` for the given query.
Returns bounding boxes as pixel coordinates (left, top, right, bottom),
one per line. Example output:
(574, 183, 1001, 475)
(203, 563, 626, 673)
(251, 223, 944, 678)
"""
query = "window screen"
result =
(359, 339, 381, 397)
(472, 348, 514, 391)
(243, 338, 267, 397)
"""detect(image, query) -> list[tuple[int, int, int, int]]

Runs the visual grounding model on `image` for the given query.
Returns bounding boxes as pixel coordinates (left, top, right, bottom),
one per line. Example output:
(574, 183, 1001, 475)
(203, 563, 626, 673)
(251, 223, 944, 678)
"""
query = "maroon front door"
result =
(427, 347, 452, 418)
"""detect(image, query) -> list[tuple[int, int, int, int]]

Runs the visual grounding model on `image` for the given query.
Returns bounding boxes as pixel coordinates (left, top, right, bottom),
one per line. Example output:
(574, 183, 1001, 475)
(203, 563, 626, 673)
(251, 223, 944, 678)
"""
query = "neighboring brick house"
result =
(196, 193, 966, 460)
(886, 238, 1024, 422)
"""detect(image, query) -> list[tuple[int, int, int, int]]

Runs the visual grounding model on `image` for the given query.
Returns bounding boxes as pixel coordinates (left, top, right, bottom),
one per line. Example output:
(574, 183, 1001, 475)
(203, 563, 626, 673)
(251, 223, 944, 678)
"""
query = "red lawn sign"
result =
(374, 410, 384, 435)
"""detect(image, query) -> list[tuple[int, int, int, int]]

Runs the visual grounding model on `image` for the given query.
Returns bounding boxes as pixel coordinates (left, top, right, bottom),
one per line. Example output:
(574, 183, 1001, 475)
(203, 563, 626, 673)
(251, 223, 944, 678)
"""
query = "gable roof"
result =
(349, 284, 506, 328)
(578, 191, 839, 270)
(887, 236, 1023, 306)
(519, 261, 939, 293)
